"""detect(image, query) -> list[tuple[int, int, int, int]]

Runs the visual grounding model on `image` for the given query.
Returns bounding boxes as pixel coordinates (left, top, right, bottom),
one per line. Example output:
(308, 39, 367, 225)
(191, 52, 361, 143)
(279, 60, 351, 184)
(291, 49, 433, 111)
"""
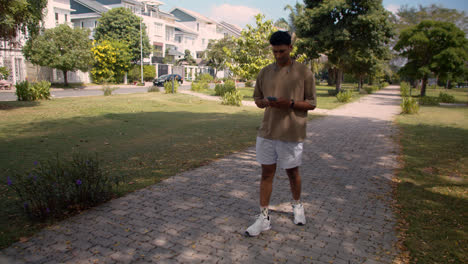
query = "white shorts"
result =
(256, 137, 303, 169)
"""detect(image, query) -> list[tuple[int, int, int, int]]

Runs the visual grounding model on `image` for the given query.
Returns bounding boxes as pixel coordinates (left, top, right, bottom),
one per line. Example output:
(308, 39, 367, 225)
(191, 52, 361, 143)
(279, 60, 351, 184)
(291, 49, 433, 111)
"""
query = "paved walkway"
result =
(1, 86, 402, 264)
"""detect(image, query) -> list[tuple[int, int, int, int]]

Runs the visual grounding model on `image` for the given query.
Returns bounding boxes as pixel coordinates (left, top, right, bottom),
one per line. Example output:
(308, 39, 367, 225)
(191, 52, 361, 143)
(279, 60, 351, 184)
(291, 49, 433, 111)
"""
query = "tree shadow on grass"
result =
(0, 101, 40, 110)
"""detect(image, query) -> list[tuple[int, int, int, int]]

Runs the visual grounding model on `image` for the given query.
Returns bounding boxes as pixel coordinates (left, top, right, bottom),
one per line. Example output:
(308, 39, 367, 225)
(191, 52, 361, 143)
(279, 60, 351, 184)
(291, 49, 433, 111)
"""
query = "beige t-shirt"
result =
(253, 60, 316, 142)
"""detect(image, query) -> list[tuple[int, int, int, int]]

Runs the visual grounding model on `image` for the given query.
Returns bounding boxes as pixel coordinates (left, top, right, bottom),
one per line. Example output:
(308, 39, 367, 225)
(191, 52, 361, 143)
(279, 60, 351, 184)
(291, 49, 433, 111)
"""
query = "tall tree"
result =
(396, 4, 468, 35)
(176, 49, 196, 66)
(224, 14, 275, 82)
(0, 0, 47, 41)
(94, 7, 151, 63)
(23, 24, 93, 86)
(295, 0, 394, 92)
(91, 40, 132, 83)
(205, 37, 235, 77)
(394, 20, 468, 96)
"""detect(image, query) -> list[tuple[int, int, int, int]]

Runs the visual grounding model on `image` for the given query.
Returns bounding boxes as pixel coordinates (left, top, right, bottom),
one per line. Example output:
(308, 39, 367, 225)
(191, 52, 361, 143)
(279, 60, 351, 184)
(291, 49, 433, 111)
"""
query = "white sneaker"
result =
(245, 214, 271, 237)
(293, 203, 306, 225)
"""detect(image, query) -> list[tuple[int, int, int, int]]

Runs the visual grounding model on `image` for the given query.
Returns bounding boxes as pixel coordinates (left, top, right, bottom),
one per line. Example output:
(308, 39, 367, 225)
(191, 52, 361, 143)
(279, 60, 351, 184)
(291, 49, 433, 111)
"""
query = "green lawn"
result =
(199, 83, 366, 109)
(0, 92, 266, 249)
(409, 87, 468, 103)
(395, 93, 467, 263)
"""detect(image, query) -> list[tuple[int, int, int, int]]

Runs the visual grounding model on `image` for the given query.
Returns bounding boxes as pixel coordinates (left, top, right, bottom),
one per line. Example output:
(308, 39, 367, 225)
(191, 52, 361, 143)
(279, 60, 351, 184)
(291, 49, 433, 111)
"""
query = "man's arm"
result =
(268, 98, 315, 110)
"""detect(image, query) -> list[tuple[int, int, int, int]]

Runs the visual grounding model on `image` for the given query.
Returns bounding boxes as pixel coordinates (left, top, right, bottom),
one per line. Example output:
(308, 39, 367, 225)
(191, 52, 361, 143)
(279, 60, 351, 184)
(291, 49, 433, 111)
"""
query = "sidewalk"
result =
(0, 86, 402, 264)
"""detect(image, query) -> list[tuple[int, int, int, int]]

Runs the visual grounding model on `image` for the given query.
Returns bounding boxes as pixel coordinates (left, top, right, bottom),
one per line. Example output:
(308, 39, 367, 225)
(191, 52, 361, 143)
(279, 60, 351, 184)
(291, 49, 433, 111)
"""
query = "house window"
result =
(65, 14, 68, 22)
(202, 39, 205, 45)
(55, 13, 59, 23)
(94, 21, 97, 27)
(154, 22, 163, 36)
(197, 23, 199, 31)
(81, 21, 84, 28)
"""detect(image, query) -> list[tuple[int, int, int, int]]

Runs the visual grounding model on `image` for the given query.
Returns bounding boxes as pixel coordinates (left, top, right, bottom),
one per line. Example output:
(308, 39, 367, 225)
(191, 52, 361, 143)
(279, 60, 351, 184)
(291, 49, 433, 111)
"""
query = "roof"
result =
(170, 7, 217, 24)
(73, 0, 108, 14)
(218, 21, 242, 37)
(174, 21, 198, 35)
(136, 0, 165, 6)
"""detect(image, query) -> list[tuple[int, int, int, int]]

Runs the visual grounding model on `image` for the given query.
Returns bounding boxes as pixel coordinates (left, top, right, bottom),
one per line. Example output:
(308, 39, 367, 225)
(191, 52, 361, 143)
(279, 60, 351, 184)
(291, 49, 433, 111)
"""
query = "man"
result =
(245, 31, 316, 237)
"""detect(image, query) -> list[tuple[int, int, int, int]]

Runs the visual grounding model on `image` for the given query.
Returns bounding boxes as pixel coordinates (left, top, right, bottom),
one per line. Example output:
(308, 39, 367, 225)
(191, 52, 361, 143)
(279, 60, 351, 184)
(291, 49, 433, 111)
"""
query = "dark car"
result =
(153, 74, 183, 86)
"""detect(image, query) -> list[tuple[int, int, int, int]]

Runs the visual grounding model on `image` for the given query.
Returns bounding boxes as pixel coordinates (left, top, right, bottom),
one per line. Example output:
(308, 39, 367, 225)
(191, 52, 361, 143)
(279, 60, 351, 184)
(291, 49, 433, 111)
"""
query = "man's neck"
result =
(277, 57, 292, 68)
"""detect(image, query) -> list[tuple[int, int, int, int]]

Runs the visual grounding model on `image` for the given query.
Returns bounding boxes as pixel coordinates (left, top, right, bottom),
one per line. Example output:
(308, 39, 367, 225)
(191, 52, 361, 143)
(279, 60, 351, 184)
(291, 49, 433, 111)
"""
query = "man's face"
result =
(272, 44, 292, 65)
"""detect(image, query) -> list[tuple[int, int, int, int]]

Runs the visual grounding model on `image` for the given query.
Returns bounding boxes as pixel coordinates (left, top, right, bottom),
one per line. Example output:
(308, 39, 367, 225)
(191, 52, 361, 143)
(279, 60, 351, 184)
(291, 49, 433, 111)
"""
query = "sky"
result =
(159, 0, 468, 28)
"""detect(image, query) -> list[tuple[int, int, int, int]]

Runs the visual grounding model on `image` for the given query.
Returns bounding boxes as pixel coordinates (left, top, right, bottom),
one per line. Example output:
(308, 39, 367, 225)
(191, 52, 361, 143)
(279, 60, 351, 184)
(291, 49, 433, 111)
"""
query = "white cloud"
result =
(209, 4, 260, 29)
(385, 4, 400, 14)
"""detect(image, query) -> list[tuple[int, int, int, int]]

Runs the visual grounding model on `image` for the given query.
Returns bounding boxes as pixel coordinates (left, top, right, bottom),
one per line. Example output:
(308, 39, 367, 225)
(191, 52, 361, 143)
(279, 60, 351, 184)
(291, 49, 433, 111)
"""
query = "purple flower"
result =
(33, 175, 37, 181)
(76, 179, 82, 185)
(23, 202, 28, 208)
(46, 208, 50, 213)
(7, 176, 12, 186)
(34, 161, 38, 166)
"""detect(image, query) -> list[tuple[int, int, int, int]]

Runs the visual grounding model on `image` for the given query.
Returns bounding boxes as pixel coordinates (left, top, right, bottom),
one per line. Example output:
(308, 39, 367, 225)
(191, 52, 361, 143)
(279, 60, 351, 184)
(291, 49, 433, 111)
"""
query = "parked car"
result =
(153, 74, 183, 86)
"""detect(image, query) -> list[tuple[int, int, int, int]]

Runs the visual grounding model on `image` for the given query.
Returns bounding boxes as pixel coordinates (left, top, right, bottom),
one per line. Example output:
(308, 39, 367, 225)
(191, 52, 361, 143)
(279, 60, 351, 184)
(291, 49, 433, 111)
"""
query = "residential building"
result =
(0, 0, 90, 84)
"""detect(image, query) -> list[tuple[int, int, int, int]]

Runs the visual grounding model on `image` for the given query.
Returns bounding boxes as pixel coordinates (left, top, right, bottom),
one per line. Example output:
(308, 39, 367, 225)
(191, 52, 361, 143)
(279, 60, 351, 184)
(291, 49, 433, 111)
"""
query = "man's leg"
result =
(245, 163, 276, 237)
(260, 164, 277, 207)
(286, 166, 301, 200)
(286, 166, 306, 225)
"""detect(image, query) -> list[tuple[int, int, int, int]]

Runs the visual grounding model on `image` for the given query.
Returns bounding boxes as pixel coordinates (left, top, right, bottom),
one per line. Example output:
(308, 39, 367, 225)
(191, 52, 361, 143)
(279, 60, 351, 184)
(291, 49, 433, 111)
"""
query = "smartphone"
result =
(267, 96, 277, 101)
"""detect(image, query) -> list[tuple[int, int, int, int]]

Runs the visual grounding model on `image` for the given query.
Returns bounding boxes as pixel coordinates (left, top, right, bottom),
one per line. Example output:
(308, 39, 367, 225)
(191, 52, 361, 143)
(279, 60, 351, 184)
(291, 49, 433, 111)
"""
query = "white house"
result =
(0, 0, 77, 84)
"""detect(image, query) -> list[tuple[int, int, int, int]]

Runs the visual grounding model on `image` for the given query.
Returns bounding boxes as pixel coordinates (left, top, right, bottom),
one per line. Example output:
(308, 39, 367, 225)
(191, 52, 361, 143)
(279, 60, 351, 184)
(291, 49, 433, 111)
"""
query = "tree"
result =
(91, 40, 132, 83)
(94, 7, 151, 63)
(295, 0, 394, 92)
(394, 20, 468, 96)
(176, 49, 196, 66)
(205, 37, 235, 77)
(23, 24, 93, 86)
(0, 0, 47, 41)
(224, 14, 275, 82)
(396, 4, 468, 35)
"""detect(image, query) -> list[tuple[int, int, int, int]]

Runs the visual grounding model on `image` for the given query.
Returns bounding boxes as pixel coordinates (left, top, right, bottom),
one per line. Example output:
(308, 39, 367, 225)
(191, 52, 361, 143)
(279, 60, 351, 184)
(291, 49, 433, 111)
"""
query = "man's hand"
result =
(255, 98, 270, 108)
(268, 97, 290, 109)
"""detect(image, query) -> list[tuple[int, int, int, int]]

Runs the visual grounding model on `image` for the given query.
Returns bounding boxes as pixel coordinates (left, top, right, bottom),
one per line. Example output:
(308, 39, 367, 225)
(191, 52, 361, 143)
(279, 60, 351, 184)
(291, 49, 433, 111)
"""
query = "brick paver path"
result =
(1, 86, 402, 264)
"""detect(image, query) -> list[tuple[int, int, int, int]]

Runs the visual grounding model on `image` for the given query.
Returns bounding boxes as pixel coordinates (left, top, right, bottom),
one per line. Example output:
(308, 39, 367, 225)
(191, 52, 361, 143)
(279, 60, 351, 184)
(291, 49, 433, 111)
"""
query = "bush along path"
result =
(180, 90, 331, 114)
(0, 86, 402, 263)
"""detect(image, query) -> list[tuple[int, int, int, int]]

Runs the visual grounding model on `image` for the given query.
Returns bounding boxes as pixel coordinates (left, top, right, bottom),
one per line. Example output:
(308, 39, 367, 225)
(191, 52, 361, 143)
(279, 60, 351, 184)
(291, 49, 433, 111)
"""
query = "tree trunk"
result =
(358, 75, 363, 91)
(421, 76, 428, 97)
(327, 68, 335, 86)
(335, 68, 342, 93)
(63, 70, 68, 87)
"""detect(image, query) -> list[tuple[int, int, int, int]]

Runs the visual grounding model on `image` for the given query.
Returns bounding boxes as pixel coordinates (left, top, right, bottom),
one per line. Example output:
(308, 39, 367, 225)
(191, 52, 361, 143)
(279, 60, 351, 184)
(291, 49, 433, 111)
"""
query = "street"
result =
(0, 83, 193, 102)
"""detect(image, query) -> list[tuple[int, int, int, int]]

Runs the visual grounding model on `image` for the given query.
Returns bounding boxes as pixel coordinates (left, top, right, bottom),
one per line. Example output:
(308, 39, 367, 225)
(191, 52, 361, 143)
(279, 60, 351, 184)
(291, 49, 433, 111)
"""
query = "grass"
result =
(199, 83, 365, 109)
(408, 87, 468, 104)
(395, 92, 467, 263)
(0, 93, 265, 249)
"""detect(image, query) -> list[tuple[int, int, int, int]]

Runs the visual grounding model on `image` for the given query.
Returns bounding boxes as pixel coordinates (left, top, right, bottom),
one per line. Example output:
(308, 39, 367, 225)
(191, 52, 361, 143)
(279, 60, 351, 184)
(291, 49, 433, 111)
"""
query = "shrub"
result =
(0, 66, 10, 80)
(164, 80, 179, 93)
(128, 65, 156, 82)
(7, 154, 123, 220)
(379, 82, 390, 89)
(15, 80, 51, 101)
(191, 81, 209, 92)
(364, 85, 379, 94)
(147, 86, 159, 92)
(245, 80, 253, 87)
(336, 90, 353, 102)
(196, 73, 214, 83)
(419, 96, 440, 106)
(438, 92, 455, 103)
(401, 97, 419, 114)
(102, 85, 117, 96)
(215, 80, 236, 96)
(328, 89, 338, 96)
(400, 82, 410, 97)
(222, 90, 242, 106)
